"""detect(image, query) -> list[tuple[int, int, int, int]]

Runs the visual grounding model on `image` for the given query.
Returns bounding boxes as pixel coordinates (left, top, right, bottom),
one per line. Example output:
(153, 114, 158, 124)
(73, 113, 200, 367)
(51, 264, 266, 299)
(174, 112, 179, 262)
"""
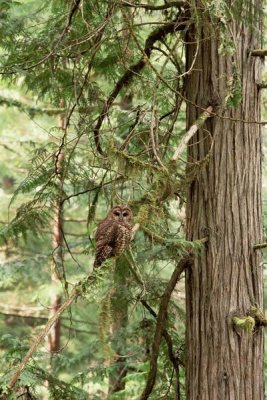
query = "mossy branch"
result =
(232, 307, 267, 334)
(232, 316, 255, 334)
(254, 242, 267, 250)
(8, 263, 111, 391)
(249, 49, 267, 57)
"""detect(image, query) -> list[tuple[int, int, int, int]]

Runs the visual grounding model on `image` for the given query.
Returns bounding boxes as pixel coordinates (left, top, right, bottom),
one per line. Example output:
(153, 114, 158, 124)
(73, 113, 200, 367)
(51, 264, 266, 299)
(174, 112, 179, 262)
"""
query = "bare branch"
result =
(172, 106, 213, 161)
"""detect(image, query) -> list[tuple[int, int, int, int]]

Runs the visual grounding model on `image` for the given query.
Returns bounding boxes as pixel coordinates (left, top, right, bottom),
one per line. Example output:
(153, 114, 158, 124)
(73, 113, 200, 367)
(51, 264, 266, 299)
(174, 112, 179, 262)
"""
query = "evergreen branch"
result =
(142, 226, 208, 250)
(0, 96, 65, 116)
(120, 0, 186, 10)
(140, 256, 191, 400)
(64, 3, 115, 130)
(93, 12, 190, 155)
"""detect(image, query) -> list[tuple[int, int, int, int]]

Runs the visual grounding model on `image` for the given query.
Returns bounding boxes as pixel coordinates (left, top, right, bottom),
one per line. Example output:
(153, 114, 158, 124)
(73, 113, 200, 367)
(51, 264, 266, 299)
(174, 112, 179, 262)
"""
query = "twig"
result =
(139, 257, 191, 400)
(172, 106, 213, 161)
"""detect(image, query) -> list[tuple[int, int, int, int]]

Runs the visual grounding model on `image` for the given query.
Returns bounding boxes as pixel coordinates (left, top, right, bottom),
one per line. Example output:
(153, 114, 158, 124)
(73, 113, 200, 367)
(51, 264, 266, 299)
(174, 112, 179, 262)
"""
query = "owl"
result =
(94, 205, 133, 268)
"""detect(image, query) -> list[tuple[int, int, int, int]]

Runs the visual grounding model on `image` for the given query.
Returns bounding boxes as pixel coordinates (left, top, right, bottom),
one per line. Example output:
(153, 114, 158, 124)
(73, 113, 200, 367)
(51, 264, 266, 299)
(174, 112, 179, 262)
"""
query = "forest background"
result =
(0, 0, 266, 399)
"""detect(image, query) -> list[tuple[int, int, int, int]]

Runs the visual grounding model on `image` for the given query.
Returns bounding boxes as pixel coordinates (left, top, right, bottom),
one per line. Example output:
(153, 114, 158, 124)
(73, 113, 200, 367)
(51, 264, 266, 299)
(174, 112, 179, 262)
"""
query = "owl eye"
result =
(122, 212, 129, 217)
(114, 211, 120, 216)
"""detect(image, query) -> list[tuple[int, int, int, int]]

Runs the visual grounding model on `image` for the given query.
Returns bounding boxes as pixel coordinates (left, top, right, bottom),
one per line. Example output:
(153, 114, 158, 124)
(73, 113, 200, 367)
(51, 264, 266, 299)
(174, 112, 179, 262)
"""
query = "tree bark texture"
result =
(185, 2, 264, 399)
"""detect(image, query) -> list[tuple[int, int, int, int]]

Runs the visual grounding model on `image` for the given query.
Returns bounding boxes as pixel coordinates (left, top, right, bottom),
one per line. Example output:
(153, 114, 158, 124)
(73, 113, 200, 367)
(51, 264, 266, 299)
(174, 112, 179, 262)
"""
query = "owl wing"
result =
(94, 222, 118, 268)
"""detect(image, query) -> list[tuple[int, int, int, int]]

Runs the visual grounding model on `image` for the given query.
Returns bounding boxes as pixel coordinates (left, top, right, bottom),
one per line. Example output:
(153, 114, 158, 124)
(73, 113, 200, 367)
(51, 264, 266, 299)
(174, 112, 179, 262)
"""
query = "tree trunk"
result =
(185, 2, 264, 399)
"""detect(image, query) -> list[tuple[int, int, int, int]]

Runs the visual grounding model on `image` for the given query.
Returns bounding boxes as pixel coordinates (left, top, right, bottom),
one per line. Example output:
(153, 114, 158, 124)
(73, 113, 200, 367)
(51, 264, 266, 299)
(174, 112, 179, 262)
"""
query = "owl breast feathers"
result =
(94, 205, 133, 268)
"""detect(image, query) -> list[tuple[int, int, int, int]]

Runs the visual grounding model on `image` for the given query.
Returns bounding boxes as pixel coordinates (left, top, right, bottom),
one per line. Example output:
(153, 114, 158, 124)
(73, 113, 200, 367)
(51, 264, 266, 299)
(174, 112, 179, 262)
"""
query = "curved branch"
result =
(93, 12, 190, 155)
(140, 257, 192, 400)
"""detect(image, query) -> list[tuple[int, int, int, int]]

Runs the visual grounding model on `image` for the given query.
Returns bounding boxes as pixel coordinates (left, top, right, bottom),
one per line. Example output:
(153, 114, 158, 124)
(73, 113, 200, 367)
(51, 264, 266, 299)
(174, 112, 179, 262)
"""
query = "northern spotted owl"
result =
(94, 205, 133, 268)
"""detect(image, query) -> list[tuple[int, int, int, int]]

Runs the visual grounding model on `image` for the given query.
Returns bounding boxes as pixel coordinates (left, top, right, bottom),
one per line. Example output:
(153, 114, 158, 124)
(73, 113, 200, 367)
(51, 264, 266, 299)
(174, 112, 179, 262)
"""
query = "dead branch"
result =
(172, 106, 213, 161)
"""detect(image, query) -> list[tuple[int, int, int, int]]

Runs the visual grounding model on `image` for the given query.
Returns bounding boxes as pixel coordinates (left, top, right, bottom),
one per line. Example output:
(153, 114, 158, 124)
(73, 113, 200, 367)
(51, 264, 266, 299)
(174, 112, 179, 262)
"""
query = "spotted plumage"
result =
(94, 205, 133, 268)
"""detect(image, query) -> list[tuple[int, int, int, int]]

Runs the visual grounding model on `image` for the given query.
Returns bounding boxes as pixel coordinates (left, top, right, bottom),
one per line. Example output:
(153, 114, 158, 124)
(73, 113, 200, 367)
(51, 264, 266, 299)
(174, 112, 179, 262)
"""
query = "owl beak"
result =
(119, 214, 123, 221)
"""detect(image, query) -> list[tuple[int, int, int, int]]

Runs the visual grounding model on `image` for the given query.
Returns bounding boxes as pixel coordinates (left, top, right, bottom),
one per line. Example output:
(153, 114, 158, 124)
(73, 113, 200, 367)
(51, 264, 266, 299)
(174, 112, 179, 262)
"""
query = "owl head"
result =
(109, 205, 132, 223)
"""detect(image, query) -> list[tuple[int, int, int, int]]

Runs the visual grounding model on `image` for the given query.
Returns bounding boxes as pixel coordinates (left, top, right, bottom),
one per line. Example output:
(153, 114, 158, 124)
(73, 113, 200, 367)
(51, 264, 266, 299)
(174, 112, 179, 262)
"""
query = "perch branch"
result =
(172, 106, 213, 161)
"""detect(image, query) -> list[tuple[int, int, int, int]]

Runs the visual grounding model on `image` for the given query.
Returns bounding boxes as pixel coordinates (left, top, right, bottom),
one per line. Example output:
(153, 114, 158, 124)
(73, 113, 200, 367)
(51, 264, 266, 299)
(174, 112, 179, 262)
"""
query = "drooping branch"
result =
(93, 12, 190, 155)
(140, 256, 192, 400)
